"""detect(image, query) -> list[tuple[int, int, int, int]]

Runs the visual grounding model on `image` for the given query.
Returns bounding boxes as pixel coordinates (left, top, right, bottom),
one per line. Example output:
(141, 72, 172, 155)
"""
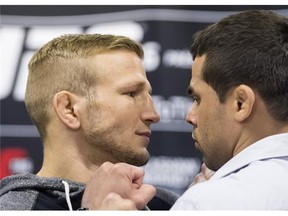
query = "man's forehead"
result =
(192, 56, 205, 73)
(122, 78, 152, 90)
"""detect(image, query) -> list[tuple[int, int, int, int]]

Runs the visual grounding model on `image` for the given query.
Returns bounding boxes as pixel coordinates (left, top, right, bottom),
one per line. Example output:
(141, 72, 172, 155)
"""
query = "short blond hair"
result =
(25, 34, 144, 139)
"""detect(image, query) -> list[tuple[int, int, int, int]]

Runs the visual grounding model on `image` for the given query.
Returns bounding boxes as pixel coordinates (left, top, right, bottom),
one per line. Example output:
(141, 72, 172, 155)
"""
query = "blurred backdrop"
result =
(1, 5, 288, 194)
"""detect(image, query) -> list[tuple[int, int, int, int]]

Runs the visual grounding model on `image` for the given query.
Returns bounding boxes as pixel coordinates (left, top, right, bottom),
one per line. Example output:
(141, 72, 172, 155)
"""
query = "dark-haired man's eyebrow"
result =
(187, 86, 194, 96)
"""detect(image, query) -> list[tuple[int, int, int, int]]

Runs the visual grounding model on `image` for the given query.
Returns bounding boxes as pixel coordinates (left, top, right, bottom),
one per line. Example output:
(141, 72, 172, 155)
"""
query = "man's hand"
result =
(92, 192, 138, 210)
(81, 162, 156, 210)
(190, 163, 215, 187)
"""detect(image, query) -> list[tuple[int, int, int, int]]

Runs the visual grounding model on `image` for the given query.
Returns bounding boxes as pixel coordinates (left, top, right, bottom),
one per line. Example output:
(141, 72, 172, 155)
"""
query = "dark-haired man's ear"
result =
(52, 91, 81, 129)
(233, 84, 255, 122)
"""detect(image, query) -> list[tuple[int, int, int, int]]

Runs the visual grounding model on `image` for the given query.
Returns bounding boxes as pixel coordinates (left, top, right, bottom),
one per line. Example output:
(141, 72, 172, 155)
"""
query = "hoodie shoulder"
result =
(0, 173, 41, 210)
(0, 173, 84, 210)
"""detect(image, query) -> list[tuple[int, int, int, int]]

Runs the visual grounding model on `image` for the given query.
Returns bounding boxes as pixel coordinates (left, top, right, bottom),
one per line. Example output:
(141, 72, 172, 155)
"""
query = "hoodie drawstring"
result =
(62, 180, 73, 211)
(61, 180, 150, 211)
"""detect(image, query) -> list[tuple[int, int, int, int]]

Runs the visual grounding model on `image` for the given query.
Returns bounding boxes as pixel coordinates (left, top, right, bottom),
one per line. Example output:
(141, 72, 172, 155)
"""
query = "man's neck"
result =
(37, 145, 100, 184)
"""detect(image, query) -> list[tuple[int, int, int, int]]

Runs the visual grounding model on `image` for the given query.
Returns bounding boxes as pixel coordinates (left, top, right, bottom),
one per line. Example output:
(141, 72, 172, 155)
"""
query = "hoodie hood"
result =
(0, 173, 179, 210)
(0, 173, 85, 210)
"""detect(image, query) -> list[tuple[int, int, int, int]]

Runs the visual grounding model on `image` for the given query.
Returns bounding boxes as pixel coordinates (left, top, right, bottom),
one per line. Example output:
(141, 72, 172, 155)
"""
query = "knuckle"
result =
(123, 200, 136, 210)
(101, 161, 112, 170)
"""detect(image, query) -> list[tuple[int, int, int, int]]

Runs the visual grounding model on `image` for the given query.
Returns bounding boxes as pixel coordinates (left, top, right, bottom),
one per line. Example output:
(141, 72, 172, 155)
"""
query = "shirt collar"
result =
(211, 133, 288, 179)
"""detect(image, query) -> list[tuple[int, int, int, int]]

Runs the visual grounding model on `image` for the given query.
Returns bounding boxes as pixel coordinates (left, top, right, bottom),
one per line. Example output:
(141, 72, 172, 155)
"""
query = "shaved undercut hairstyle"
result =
(25, 34, 144, 139)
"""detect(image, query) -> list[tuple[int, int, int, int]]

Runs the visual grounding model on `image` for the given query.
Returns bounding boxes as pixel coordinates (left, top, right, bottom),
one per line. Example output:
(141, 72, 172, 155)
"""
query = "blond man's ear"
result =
(52, 91, 81, 130)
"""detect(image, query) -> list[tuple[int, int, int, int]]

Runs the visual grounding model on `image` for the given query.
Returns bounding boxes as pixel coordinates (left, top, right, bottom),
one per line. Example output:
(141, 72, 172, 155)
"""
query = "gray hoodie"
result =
(0, 173, 84, 210)
(0, 173, 179, 210)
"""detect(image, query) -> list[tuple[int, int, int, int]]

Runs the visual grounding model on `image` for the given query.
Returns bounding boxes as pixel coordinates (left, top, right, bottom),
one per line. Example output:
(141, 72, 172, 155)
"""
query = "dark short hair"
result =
(191, 10, 288, 121)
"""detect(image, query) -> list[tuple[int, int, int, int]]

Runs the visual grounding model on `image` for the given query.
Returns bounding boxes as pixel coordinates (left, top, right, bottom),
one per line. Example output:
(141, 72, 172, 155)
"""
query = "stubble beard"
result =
(85, 126, 150, 167)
